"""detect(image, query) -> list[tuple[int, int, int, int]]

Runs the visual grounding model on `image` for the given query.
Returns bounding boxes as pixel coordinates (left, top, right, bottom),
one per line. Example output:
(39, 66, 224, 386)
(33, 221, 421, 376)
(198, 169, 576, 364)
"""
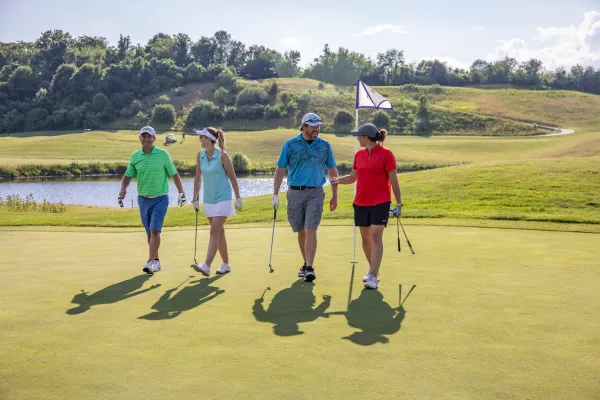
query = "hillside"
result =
(129, 78, 600, 136)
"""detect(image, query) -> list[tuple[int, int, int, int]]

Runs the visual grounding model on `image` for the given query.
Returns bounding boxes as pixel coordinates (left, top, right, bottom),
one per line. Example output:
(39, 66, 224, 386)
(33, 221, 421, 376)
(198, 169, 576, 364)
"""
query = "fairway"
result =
(1, 226, 599, 399)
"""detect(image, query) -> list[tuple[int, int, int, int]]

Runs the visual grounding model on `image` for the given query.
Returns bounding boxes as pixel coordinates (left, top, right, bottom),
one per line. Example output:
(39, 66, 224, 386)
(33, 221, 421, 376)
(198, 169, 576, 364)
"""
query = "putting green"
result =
(1, 225, 599, 399)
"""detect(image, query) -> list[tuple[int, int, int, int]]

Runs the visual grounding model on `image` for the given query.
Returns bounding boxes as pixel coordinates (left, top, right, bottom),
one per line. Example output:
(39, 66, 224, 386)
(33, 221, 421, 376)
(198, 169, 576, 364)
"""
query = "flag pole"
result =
(353, 106, 358, 267)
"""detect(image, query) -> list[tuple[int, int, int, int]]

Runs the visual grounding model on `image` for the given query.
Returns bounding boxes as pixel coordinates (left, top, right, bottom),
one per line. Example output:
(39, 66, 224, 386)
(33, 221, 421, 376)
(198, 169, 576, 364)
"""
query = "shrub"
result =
(296, 91, 311, 114)
(157, 94, 171, 104)
(130, 111, 150, 129)
(213, 87, 229, 104)
(224, 106, 237, 120)
(216, 68, 238, 91)
(267, 81, 279, 98)
(334, 110, 353, 132)
(186, 100, 223, 128)
(231, 152, 251, 173)
(280, 91, 292, 105)
(235, 104, 265, 120)
(265, 104, 283, 119)
(371, 110, 390, 129)
(318, 82, 325, 90)
(151, 104, 176, 125)
(235, 86, 269, 107)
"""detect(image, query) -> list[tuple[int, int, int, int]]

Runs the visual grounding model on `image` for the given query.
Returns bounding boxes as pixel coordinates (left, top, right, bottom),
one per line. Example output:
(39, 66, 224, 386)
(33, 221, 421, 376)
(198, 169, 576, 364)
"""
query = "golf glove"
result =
(178, 192, 187, 207)
(394, 204, 402, 217)
(235, 198, 243, 211)
(192, 199, 200, 211)
(272, 194, 279, 209)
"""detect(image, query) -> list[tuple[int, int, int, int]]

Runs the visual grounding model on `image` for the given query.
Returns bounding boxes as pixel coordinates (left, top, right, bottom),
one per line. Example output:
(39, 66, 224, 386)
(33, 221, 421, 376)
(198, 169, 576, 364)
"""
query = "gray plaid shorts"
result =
(286, 187, 325, 232)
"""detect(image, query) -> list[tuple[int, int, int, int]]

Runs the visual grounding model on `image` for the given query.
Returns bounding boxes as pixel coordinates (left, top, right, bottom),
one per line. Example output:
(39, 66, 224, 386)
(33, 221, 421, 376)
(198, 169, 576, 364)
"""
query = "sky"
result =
(1, 0, 599, 70)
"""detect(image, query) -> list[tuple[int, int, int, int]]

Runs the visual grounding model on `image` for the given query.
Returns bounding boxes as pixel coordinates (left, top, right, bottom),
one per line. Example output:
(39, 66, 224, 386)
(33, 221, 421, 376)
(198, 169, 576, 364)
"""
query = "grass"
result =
(1, 226, 599, 399)
(1, 129, 599, 169)
(2, 158, 599, 228)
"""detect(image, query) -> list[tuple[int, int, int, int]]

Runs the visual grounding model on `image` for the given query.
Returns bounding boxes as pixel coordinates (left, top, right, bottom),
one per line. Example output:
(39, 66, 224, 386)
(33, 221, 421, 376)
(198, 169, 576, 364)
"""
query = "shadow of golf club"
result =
(252, 280, 332, 336)
(327, 289, 406, 346)
(138, 274, 225, 320)
(66, 275, 160, 315)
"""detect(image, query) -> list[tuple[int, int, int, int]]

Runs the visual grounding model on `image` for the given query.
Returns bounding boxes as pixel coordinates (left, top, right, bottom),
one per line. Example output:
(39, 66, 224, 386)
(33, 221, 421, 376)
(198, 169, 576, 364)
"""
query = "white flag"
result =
(355, 80, 392, 110)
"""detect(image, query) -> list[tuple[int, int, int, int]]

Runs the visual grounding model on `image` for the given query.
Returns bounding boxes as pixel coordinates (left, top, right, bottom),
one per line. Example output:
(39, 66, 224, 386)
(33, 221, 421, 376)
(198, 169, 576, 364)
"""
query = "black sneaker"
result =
(298, 264, 307, 277)
(304, 267, 316, 282)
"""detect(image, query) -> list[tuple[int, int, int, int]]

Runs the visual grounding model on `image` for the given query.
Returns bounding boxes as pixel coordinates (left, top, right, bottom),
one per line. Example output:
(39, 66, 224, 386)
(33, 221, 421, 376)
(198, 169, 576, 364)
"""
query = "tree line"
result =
(1, 29, 599, 133)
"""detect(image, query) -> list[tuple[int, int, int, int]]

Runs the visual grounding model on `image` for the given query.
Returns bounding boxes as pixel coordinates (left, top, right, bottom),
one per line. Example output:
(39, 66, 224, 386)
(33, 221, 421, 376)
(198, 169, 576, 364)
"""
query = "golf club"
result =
(191, 209, 201, 271)
(396, 216, 401, 252)
(268, 208, 276, 273)
(399, 218, 415, 255)
(118, 197, 124, 207)
(401, 284, 417, 306)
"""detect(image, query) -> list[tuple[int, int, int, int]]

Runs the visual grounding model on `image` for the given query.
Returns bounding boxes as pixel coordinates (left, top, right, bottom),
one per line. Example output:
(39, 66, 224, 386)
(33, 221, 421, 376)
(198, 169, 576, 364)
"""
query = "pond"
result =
(0, 176, 289, 207)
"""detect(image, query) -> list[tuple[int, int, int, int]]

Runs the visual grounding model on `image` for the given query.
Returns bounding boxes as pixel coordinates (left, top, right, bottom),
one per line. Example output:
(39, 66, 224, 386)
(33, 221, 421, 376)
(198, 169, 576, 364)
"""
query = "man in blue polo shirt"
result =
(272, 112, 338, 282)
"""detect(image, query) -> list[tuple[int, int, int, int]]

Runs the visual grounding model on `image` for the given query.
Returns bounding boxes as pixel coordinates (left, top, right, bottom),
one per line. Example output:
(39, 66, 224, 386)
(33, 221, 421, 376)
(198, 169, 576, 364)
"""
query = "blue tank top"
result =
(199, 148, 232, 204)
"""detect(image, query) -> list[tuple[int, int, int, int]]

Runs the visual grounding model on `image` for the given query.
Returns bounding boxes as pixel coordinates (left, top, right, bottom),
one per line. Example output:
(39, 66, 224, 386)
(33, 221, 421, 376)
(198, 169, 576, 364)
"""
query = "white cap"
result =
(140, 126, 156, 136)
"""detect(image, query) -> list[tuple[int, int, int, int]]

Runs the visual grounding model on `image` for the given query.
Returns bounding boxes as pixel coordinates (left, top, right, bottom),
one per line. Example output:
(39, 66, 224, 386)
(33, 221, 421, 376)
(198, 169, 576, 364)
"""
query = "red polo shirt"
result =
(353, 145, 397, 206)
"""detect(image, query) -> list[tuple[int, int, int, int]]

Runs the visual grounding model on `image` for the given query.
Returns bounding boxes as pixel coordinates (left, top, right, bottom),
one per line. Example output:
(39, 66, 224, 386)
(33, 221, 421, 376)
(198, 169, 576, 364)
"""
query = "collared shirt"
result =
(353, 145, 397, 206)
(124, 146, 178, 197)
(277, 134, 336, 187)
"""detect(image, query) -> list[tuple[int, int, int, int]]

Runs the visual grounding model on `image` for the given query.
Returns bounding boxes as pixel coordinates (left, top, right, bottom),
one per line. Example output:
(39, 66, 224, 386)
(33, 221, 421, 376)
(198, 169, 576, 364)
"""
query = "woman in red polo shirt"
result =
(331, 123, 402, 289)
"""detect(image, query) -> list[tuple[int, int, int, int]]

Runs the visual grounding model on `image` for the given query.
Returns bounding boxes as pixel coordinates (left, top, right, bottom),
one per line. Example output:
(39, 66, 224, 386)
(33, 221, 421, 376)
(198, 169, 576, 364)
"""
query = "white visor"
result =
(195, 128, 217, 141)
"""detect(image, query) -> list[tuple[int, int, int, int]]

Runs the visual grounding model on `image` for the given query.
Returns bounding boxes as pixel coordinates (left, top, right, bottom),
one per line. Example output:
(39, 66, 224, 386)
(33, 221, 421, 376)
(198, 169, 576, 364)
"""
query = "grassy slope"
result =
(2, 158, 599, 228)
(1, 227, 599, 399)
(1, 129, 599, 167)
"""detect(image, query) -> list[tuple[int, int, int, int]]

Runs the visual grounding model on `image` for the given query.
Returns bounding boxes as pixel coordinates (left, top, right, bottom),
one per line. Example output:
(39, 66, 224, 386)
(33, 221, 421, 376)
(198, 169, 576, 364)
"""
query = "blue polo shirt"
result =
(277, 134, 336, 187)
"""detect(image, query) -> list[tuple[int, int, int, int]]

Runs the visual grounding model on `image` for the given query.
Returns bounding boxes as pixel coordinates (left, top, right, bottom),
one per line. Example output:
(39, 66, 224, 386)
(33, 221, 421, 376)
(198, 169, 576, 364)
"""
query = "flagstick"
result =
(352, 107, 358, 268)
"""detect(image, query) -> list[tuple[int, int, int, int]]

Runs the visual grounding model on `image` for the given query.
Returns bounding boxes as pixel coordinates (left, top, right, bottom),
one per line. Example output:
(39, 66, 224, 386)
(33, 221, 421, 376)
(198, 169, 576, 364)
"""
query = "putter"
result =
(191, 209, 201, 271)
(399, 218, 415, 255)
(401, 284, 417, 306)
(268, 208, 276, 273)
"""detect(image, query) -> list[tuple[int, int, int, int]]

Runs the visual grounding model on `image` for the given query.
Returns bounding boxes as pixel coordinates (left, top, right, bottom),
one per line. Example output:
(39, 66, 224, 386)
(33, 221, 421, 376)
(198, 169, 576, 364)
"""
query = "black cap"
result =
(351, 123, 378, 137)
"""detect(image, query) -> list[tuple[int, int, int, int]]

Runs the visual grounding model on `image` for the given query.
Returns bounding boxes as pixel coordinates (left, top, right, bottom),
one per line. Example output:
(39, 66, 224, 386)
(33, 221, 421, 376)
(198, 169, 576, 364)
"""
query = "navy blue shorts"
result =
(138, 195, 169, 236)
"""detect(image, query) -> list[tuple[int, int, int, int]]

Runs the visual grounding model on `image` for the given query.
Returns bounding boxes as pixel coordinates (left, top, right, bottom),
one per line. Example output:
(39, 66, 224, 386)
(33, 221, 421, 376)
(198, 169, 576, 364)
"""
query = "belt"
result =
(139, 194, 167, 199)
(289, 186, 317, 191)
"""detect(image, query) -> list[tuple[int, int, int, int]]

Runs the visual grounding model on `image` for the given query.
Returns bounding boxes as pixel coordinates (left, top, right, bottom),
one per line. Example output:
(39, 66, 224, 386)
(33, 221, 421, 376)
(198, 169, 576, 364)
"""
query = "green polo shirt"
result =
(124, 146, 178, 197)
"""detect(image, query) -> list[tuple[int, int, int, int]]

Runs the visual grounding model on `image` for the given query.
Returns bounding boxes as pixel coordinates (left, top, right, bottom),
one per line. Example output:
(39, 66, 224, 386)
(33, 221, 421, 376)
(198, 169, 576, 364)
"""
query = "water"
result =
(0, 176, 289, 207)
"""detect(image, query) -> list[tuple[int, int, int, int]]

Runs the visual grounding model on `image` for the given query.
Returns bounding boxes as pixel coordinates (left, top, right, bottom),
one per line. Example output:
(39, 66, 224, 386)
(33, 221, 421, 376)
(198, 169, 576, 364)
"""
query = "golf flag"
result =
(355, 80, 393, 110)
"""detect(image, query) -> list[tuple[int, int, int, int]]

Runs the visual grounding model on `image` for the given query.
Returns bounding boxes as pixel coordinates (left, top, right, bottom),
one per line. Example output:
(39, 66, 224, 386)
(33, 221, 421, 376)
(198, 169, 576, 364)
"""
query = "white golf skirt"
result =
(204, 200, 235, 217)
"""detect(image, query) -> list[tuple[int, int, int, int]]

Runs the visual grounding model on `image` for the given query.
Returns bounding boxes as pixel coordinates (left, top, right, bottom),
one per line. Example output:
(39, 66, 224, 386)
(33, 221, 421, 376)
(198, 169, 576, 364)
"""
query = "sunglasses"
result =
(304, 119, 322, 124)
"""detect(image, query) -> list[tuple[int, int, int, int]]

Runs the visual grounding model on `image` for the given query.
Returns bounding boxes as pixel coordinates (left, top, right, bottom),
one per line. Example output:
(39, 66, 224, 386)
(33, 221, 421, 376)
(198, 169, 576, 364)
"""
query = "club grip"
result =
(397, 238, 401, 252)
(273, 208, 277, 219)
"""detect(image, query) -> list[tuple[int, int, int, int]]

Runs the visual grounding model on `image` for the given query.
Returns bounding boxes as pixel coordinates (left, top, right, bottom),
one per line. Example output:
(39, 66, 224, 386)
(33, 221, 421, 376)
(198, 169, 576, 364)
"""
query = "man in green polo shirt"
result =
(119, 126, 187, 275)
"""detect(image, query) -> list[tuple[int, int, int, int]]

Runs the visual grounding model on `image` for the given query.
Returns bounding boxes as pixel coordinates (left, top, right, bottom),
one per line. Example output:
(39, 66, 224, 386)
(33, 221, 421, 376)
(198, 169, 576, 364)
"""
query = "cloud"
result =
(278, 37, 302, 50)
(354, 24, 407, 36)
(421, 56, 471, 70)
(489, 11, 600, 69)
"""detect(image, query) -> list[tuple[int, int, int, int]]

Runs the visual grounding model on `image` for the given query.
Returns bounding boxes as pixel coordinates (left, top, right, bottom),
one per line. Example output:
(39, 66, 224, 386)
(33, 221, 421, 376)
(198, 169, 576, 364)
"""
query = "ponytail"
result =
(205, 127, 226, 151)
(368, 128, 388, 144)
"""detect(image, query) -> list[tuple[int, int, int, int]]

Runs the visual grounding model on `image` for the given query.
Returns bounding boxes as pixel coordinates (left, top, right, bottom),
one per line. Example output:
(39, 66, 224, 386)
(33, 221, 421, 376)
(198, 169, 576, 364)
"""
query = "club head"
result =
(191, 263, 201, 271)
(269, 265, 274, 273)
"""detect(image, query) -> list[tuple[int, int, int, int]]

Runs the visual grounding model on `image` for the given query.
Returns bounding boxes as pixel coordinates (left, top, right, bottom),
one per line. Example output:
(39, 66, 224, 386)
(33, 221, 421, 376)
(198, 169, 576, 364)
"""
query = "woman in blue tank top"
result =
(191, 127, 243, 277)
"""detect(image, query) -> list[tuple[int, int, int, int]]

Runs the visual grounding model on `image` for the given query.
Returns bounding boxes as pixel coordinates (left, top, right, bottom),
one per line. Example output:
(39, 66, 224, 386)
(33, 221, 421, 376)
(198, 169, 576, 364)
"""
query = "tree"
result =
(117, 34, 131, 60)
(377, 49, 404, 85)
(276, 51, 301, 78)
(190, 37, 216, 67)
(25, 108, 50, 131)
(33, 30, 72, 86)
(172, 33, 191, 67)
(6, 66, 40, 101)
(235, 86, 269, 107)
(414, 96, 431, 136)
(231, 152, 251, 172)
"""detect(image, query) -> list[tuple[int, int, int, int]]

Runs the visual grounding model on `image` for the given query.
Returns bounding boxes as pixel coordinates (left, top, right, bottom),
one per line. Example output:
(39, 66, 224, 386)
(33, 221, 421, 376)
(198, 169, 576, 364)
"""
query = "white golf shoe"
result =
(363, 271, 380, 282)
(364, 275, 379, 289)
(193, 262, 210, 277)
(143, 261, 154, 275)
(216, 263, 231, 274)
(152, 260, 161, 273)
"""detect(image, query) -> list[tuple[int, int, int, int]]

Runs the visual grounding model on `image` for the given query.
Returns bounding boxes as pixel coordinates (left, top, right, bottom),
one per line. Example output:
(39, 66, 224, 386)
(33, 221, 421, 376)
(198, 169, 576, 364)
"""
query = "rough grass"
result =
(1, 226, 599, 399)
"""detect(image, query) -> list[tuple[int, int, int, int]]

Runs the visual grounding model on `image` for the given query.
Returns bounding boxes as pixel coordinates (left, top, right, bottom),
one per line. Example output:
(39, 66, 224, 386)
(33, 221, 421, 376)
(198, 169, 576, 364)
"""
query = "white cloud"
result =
(421, 56, 471, 70)
(489, 11, 600, 69)
(354, 24, 407, 36)
(278, 37, 302, 50)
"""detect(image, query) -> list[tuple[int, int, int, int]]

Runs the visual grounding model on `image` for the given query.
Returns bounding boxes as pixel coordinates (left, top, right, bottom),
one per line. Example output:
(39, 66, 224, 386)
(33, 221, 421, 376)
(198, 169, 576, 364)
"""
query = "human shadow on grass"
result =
(327, 289, 406, 346)
(138, 274, 225, 320)
(252, 280, 331, 336)
(66, 275, 160, 315)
